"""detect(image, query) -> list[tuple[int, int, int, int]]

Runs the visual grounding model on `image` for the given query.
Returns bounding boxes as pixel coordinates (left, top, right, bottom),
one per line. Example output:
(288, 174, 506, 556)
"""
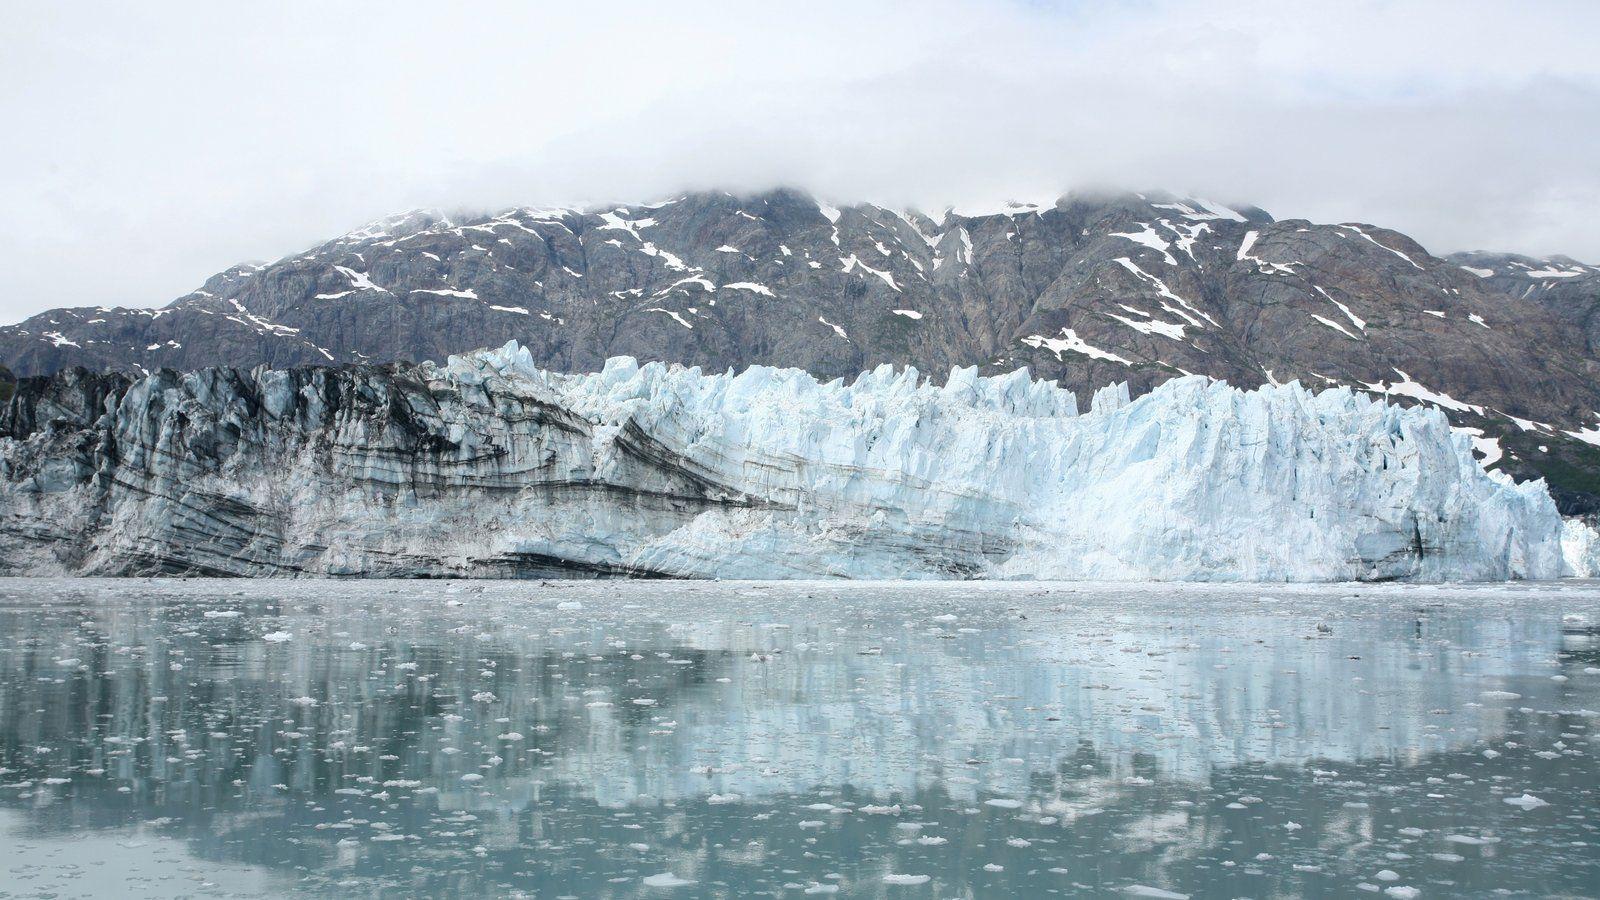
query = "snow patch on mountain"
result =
(1021, 329, 1132, 365)
(1362, 371, 1484, 415)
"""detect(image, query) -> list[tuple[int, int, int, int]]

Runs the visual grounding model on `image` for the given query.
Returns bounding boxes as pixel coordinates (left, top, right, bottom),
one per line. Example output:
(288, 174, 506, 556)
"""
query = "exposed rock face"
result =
(0, 343, 1567, 581)
(1440, 251, 1600, 514)
(5, 190, 1599, 509)
(1448, 251, 1600, 357)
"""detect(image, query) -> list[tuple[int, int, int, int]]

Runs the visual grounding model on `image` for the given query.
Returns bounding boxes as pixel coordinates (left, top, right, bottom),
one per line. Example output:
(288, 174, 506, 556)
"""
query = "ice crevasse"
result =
(448, 341, 1565, 581)
(0, 340, 1574, 580)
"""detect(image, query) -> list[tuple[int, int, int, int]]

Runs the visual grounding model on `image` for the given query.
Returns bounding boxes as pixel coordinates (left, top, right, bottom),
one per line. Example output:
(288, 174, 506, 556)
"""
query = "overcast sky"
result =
(4, 0, 1598, 323)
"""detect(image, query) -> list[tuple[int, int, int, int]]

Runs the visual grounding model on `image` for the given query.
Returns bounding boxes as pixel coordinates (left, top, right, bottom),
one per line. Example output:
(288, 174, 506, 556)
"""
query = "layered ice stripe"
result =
(0, 341, 1569, 580)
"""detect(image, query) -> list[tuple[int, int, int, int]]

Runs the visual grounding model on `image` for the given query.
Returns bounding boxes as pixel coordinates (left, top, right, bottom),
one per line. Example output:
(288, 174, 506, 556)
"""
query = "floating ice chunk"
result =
(1123, 886, 1190, 899)
(643, 872, 696, 887)
(1503, 793, 1548, 810)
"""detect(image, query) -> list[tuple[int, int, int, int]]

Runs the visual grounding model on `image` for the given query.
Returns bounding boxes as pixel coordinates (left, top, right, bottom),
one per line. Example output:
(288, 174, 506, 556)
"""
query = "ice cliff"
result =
(1565, 518, 1600, 578)
(0, 341, 1573, 581)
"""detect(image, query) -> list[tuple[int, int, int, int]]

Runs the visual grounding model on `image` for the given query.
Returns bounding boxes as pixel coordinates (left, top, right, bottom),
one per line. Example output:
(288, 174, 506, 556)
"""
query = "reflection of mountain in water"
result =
(0, 580, 1596, 897)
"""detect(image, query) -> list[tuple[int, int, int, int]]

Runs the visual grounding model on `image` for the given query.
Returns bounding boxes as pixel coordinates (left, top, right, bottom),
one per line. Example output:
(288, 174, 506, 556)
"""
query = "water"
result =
(0, 579, 1598, 899)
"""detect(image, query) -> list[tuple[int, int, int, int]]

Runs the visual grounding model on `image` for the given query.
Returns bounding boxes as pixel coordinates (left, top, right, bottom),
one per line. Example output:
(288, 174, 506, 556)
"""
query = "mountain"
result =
(1445, 250, 1600, 357)
(4, 189, 1599, 510)
(0, 342, 1567, 580)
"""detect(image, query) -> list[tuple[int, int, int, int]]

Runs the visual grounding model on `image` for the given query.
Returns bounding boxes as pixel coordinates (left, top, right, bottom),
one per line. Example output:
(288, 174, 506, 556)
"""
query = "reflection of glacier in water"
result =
(0, 578, 1598, 898)
(565, 595, 1561, 808)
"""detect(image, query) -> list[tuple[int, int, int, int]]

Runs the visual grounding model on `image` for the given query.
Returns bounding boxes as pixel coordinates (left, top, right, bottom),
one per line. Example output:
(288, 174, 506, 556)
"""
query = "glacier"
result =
(1566, 518, 1600, 578)
(0, 340, 1574, 581)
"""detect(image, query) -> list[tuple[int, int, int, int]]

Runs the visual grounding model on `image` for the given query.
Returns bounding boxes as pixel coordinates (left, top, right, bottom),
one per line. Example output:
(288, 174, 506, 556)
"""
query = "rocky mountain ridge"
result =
(4, 189, 1599, 510)
(1446, 250, 1600, 357)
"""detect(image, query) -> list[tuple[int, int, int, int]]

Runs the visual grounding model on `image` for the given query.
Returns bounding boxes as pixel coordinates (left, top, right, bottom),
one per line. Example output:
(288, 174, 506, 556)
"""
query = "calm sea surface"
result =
(0, 578, 1597, 898)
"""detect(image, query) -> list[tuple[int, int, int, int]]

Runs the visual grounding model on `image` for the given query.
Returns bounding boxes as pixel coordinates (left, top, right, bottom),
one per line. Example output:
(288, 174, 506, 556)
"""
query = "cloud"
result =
(3, 0, 1598, 321)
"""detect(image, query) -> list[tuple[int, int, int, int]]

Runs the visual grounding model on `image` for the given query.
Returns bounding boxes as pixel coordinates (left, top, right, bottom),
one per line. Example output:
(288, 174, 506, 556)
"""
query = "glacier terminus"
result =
(0, 341, 1581, 582)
